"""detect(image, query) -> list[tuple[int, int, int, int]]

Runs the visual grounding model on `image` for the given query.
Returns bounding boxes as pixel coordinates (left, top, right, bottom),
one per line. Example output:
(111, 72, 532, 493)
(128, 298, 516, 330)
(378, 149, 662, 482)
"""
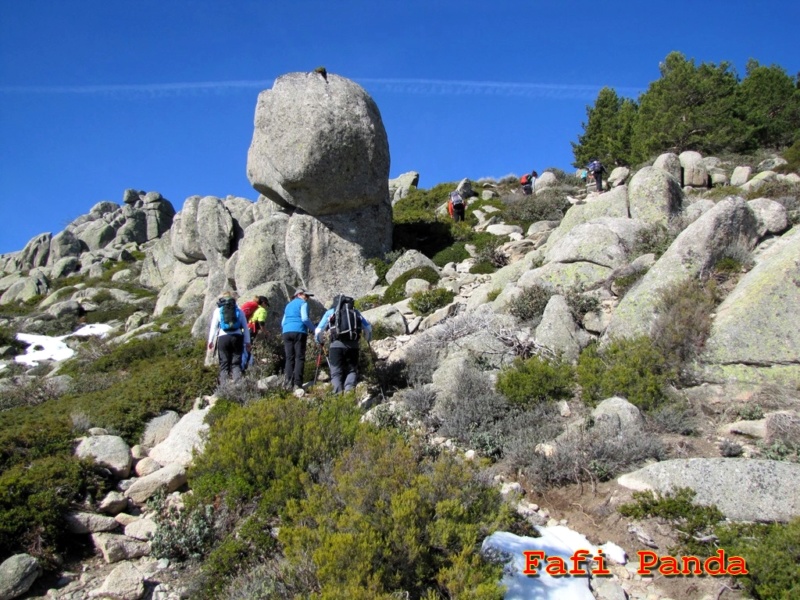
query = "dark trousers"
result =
(217, 334, 244, 383)
(453, 205, 465, 222)
(594, 171, 603, 192)
(328, 344, 360, 393)
(283, 332, 308, 388)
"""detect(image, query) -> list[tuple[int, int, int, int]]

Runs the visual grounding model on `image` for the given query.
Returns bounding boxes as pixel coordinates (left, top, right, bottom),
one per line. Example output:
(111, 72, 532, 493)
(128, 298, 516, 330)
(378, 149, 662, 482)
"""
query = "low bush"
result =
(432, 242, 470, 267)
(507, 283, 552, 324)
(524, 419, 666, 489)
(0, 455, 104, 565)
(150, 496, 216, 561)
(651, 278, 718, 377)
(646, 401, 697, 435)
(367, 258, 392, 285)
(0, 326, 25, 354)
(382, 266, 440, 304)
(402, 385, 437, 421)
(408, 287, 455, 316)
(577, 337, 674, 411)
(501, 188, 571, 229)
(618, 488, 723, 553)
(630, 223, 680, 258)
(354, 294, 383, 312)
(563, 289, 601, 321)
(279, 427, 514, 599)
(496, 355, 575, 408)
(437, 363, 508, 445)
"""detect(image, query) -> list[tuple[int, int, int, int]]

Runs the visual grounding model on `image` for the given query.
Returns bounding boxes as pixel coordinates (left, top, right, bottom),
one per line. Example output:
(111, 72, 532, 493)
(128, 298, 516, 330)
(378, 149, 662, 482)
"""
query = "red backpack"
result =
(520, 173, 531, 185)
(240, 300, 260, 334)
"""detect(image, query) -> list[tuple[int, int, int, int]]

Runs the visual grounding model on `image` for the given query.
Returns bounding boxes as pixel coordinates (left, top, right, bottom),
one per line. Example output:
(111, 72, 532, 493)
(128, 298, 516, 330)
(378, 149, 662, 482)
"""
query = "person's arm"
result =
(315, 309, 334, 342)
(207, 309, 219, 348)
(240, 311, 251, 346)
(359, 313, 372, 342)
(300, 301, 315, 334)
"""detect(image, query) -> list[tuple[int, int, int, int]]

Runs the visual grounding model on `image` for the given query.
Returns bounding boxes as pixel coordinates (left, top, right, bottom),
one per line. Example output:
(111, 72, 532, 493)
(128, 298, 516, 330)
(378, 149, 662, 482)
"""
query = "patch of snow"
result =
(14, 323, 113, 366)
(482, 526, 627, 600)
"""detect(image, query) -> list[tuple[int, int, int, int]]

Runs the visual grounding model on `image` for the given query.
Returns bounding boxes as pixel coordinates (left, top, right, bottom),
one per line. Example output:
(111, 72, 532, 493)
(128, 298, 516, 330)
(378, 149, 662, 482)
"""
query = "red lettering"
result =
(727, 556, 748, 576)
(658, 556, 680, 576)
(680, 555, 703, 575)
(638, 550, 659, 574)
(545, 556, 568, 576)
(523, 551, 544, 576)
(593, 549, 611, 576)
(705, 549, 726, 576)
(569, 549, 591, 575)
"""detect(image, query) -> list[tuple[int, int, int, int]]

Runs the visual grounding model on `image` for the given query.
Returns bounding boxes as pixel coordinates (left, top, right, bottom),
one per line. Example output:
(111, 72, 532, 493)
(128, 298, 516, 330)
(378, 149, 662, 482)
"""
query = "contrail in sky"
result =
(0, 78, 643, 99)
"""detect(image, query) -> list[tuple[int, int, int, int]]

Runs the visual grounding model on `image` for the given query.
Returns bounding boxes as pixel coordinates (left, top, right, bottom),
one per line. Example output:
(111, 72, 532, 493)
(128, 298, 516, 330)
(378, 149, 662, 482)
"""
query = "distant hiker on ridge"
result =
(588, 159, 607, 192)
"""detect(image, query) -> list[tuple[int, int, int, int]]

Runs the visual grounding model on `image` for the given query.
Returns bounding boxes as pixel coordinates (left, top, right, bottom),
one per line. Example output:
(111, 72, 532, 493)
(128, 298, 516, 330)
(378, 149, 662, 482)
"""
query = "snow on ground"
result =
(14, 324, 113, 367)
(482, 526, 628, 600)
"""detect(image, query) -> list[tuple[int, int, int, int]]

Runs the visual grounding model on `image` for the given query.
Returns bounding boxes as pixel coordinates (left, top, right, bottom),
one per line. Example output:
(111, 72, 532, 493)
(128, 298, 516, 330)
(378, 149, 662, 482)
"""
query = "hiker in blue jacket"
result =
(315, 295, 372, 394)
(207, 291, 251, 383)
(281, 288, 316, 390)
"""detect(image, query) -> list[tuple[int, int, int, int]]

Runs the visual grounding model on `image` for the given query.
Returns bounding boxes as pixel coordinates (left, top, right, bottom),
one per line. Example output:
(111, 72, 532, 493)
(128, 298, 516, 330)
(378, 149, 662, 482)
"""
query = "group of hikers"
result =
(207, 287, 372, 394)
(446, 159, 607, 221)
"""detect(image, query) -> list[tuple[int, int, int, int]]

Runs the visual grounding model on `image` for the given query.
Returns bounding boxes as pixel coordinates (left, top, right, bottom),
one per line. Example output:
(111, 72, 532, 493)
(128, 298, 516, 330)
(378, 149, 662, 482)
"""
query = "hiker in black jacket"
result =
(589, 159, 607, 192)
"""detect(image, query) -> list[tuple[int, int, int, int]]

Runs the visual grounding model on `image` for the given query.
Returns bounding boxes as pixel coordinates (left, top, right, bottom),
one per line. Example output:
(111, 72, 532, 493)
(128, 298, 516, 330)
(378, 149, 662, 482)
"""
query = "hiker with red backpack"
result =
(240, 295, 269, 371)
(314, 294, 372, 394)
(520, 170, 538, 195)
(447, 179, 476, 222)
(207, 291, 251, 383)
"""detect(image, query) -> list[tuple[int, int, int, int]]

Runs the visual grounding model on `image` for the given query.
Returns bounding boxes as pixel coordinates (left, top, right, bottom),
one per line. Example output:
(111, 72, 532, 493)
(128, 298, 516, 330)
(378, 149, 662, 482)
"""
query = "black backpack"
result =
(217, 297, 241, 333)
(328, 295, 361, 342)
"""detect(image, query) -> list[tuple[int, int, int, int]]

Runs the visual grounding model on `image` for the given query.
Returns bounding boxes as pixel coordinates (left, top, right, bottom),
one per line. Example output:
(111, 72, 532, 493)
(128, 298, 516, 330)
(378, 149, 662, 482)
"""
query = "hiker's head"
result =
(294, 288, 314, 300)
(257, 295, 269, 307)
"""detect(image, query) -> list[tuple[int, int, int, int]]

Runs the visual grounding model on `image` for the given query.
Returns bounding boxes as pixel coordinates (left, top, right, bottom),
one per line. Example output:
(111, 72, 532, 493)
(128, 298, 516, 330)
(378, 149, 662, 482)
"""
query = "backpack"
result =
(589, 160, 602, 173)
(520, 173, 531, 185)
(217, 297, 241, 333)
(328, 295, 362, 342)
(449, 191, 464, 206)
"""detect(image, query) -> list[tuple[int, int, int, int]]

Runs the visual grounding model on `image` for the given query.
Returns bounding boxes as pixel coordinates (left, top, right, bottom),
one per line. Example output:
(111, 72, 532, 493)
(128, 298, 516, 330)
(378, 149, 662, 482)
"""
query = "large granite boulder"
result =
(247, 71, 390, 215)
(0, 554, 41, 600)
(698, 227, 800, 386)
(679, 150, 709, 187)
(652, 152, 681, 181)
(545, 217, 646, 270)
(627, 166, 683, 226)
(606, 197, 759, 340)
(389, 171, 420, 205)
(618, 458, 800, 522)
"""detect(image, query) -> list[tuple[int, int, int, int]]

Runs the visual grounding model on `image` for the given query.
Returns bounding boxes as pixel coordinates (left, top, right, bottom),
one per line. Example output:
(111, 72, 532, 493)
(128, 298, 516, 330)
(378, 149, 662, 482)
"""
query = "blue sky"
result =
(1, 0, 797, 255)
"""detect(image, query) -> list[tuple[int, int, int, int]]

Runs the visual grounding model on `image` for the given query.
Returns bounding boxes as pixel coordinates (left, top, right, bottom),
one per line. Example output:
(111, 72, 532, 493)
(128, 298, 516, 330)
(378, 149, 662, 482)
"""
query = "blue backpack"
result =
(589, 160, 602, 173)
(218, 298, 242, 333)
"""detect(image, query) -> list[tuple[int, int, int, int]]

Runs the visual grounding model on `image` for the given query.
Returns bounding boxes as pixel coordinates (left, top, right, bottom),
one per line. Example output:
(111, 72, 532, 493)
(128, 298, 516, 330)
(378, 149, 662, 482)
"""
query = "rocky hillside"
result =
(1, 72, 799, 600)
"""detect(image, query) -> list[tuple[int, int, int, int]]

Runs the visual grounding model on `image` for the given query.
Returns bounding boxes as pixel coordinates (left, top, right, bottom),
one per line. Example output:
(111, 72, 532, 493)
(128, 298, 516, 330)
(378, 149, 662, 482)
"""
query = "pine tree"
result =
(736, 59, 800, 151)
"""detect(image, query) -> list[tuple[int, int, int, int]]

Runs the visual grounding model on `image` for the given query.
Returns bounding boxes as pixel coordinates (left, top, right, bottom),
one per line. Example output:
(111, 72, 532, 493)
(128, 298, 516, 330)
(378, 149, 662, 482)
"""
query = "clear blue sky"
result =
(1, 0, 797, 255)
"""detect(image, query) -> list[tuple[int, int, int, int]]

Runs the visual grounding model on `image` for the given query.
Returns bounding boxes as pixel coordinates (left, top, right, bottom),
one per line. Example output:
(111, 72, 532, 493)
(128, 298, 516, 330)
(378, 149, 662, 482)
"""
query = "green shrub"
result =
(0, 456, 104, 565)
(279, 427, 512, 599)
(651, 278, 718, 376)
(701, 185, 741, 200)
(612, 272, 645, 296)
(487, 289, 501, 302)
(520, 418, 665, 489)
(501, 188, 571, 229)
(150, 495, 216, 561)
(382, 266, 440, 304)
(631, 223, 680, 258)
(367, 258, 392, 285)
(496, 356, 575, 407)
(354, 294, 383, 312)
(432, 242, 470, 267)
(716, 518, 800, 599)
(618, 488, 724, 552)
(0, 326, 25, 354)
(577, 337, 674, 411)
(507, 284, 552, 323)
(469, 261, 496, 274)
(408, 288, 455, 316)
(563, 289, 601, 321)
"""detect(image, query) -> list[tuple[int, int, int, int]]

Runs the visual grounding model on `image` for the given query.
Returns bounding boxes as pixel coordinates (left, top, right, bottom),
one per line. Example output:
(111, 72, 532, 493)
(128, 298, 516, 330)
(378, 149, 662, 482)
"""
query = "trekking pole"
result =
(313, 343, 323, 386)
